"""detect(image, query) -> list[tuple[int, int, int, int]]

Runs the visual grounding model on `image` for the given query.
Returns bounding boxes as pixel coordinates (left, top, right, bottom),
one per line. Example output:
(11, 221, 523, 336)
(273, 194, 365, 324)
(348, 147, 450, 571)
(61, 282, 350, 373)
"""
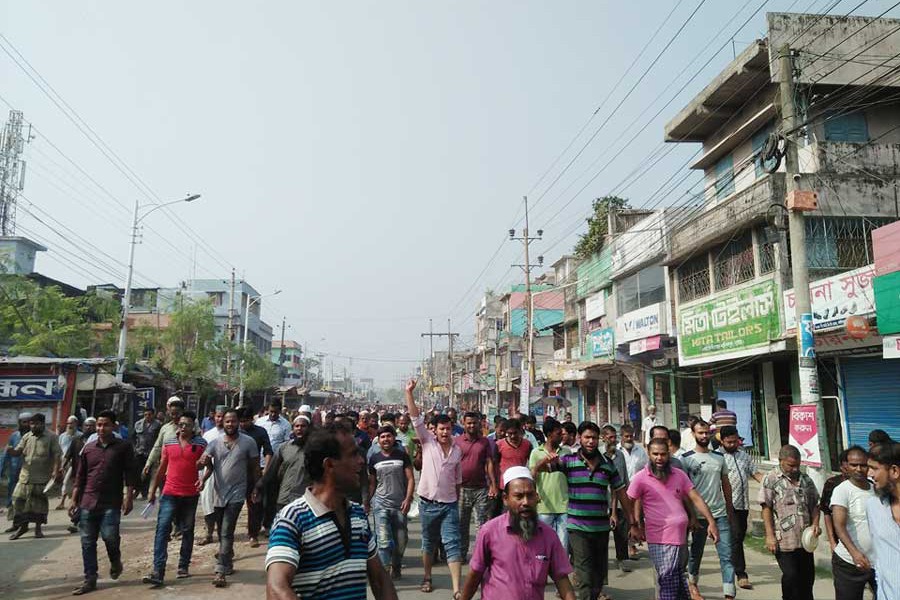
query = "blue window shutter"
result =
(715, 154, 735, 200)
(824, 112, 868, 142)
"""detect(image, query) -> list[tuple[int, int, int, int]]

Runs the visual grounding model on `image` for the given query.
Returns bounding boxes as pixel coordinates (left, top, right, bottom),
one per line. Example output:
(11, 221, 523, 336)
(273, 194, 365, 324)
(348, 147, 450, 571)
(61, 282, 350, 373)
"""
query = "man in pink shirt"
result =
(405, 379, 463, 597)
(627, 439, 719, 600)
(461, 466, 575, 600)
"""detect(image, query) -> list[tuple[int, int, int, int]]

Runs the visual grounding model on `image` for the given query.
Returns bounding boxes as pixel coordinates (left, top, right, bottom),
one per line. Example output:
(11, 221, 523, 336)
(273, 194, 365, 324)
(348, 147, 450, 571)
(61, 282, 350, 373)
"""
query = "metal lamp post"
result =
(115, 194, 201, 383)
(238, 289, 281, 404)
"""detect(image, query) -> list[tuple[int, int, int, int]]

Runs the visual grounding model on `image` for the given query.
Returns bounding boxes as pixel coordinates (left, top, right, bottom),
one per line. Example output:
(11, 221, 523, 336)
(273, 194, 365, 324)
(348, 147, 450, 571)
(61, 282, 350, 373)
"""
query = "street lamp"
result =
(115, 194, 201, 382)
(238, 289, 281, 403)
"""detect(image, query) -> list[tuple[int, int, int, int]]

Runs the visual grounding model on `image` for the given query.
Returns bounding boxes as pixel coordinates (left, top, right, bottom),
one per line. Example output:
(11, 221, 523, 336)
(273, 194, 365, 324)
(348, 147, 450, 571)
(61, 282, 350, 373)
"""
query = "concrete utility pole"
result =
(779, 44, 830, 487)
(238, 289, 281, 404)
(510, 196, 543, 415)
(421, 320, 459, 407)
(115, 193, 200, 383)
(225, 268, 236, 397)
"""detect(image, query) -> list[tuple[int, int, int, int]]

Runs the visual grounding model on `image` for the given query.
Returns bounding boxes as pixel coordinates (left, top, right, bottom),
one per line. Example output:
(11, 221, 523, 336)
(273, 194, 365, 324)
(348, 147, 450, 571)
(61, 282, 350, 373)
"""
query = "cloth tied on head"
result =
(502, 466, 534, 488)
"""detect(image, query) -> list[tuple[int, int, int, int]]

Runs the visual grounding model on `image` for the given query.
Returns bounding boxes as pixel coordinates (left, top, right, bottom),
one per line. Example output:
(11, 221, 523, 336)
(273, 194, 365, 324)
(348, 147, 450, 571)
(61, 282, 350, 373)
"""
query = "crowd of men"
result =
(1, 387, 898, 600)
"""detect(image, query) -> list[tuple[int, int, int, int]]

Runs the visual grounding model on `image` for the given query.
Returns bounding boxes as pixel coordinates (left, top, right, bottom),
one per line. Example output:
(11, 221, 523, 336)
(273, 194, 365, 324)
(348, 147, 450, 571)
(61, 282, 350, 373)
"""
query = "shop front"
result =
(676, 277, 786, 458)
(0, 359, 80, 449)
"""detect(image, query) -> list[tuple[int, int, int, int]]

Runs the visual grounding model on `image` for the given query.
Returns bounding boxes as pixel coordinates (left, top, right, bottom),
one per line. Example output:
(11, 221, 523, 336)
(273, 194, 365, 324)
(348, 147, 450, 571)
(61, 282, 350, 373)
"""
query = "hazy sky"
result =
(3, 1, 896, 386)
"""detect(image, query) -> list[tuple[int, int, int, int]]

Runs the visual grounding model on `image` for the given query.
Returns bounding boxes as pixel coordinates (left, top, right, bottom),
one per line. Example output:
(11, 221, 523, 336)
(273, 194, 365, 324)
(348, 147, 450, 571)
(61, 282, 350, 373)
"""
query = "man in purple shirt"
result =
(405, 379, 463, 597)
(455, 411, 497, 561)
(461, 466, 575, 600)
(70, 410, 139, 596)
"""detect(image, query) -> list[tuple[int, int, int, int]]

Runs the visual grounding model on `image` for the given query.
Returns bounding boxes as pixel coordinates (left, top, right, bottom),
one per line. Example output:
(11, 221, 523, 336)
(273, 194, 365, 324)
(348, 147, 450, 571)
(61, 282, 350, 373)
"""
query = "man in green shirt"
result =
(395, 413, 417, 463)
(7, 413, 62, 540)
(529, 417, 570, 548)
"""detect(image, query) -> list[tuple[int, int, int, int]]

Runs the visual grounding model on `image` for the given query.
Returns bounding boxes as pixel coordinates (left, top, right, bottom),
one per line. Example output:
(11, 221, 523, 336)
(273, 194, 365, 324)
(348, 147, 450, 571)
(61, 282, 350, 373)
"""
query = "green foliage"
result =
(0, 276, 118, 357)
(157, 299, 220, 388)
(573, 196, 630, 258)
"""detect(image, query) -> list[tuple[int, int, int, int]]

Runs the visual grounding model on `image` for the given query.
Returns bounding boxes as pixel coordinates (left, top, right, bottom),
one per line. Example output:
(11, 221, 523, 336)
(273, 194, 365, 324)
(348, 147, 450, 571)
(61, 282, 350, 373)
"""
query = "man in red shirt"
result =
(495, 418, 532, 476)
(143, 411, 207, 587)
(455, 412, 497, 561)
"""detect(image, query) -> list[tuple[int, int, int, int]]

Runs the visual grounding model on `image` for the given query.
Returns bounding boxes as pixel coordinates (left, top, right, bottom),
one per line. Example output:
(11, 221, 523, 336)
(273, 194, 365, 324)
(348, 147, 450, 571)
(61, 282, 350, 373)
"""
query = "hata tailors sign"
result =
(616, 303, 665, 344)
(678, 278, 781, 365)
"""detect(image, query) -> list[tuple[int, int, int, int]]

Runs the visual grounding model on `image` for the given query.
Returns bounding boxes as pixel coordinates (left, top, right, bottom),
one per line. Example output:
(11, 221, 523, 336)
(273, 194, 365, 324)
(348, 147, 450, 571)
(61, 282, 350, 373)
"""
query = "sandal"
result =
(196, 536, 213, 546)
(420, 577, 433, 593)
(452, 592, 461, 600)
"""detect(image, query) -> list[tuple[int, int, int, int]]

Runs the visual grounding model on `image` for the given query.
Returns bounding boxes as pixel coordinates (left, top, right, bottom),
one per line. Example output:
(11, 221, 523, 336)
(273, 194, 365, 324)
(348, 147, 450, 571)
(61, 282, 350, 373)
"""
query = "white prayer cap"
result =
(18, 412, 33, 421)
(502, 466, 534, 488)
(67, 415, 79, 423)
(83, 417, 97, 425)
(298, 405, 312, 414)
(293, 414, 310, 425)
(166, 395, 184, 407)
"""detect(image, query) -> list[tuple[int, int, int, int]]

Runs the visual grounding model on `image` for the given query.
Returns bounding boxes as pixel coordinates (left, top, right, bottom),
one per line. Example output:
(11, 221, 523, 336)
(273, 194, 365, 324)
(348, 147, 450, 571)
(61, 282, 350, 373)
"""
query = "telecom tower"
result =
(0, 110, 30, 236)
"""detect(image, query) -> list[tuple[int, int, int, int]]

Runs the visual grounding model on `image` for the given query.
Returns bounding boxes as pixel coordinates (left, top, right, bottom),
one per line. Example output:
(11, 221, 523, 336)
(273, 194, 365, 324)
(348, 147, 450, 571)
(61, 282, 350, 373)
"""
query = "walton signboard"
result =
(678, 278, 782, 366)
(616, 302, 665, 344)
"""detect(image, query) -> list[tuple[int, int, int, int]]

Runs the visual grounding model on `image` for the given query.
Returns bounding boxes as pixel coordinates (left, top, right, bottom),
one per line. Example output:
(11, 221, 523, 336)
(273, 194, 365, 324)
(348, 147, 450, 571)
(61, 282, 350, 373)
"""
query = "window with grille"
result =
(806, 216, 897, 277)
(758, 226, 778, 275)
(678, 253, 711, 303)
(713, 230, 755, 290)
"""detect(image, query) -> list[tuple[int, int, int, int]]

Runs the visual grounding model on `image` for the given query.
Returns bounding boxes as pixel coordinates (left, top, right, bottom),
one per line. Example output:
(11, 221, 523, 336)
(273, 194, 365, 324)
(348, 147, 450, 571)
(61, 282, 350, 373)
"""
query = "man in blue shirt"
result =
(866, 441, 900, 600)
(2, 414, 30, 511)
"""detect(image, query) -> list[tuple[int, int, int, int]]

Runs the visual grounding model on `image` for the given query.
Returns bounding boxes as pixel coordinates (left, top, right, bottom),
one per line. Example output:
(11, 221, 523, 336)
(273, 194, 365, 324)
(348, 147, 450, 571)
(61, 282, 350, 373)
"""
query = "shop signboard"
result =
(788, 404, 822, 467)
(873, 220, 900, 276)
(884, 335, 900, 359)
(0, 375, 64, 402)
(783, 264, 876, 332)
(874, 271, 900, 335)
(678, 278, 780, 365)
(131, 387, 155, 425)
(616, 302, 665, 344)
(629, 335, 661, 356)
(585, 290, 606, 321)
(589, 328, 615, 359)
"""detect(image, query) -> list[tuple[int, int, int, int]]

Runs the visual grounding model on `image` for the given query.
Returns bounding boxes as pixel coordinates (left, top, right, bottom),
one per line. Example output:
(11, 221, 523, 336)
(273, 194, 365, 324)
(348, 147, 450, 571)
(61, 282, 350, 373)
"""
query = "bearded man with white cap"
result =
(257, 413, 311, 513)
(460, 466, 575, 600)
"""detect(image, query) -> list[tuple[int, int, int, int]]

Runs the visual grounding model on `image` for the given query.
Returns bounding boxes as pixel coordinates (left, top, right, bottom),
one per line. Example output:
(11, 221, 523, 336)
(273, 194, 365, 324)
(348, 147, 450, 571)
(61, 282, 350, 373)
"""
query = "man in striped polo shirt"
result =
(266, 425, 397, 600)
(535, 421, 635, 600)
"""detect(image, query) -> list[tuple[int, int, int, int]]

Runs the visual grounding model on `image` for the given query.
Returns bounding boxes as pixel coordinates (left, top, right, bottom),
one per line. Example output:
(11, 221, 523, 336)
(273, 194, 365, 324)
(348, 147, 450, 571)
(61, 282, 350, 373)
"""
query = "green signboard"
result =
(679, 278, 781, 362)
(874, 271, 900, 335)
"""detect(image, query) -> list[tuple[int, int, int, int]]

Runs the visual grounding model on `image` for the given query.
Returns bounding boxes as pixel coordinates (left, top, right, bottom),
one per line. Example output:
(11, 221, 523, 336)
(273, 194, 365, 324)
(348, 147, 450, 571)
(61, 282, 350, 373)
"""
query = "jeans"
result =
(419, 499, 461, 562)
(3, 461, 21, 507)
(373, 507, 409, 569)
(687, 516, 735, 598)
(730, 509, 749, 579)
(538, 513, 568, 550)
(213, 502, 243, 575)
(153, 495, 199, 576)
(458, 487, 491, 558)
(79, 508, 122, 582)
(832, 553, 876, 600)
(775, 548, 815, 600)
(568, 529, 609, 600)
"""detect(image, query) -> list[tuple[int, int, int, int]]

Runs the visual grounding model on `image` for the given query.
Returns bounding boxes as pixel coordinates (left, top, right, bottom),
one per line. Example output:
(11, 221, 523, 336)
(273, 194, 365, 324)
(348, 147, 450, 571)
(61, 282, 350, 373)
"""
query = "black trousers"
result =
(612, 508, 629, 562)
(832, 553, 877, 600)
(731, 509, 749, 578)
(775, 548, 815, 600)
(569, 530, 609, 600)
(135, 454, 151, 498)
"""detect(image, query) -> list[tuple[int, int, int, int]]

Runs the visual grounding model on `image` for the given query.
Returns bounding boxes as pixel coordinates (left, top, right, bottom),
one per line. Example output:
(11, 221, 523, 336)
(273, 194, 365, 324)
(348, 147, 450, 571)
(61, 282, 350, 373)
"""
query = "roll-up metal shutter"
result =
(841, 357, 900, 447)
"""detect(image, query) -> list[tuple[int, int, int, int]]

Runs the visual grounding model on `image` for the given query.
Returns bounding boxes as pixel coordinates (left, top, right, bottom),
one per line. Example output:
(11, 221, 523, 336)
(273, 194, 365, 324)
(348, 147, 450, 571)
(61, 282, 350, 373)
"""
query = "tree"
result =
(573, 195, 630, 258)
(156, 299, 221, 389)
(0, 276, 119, 357)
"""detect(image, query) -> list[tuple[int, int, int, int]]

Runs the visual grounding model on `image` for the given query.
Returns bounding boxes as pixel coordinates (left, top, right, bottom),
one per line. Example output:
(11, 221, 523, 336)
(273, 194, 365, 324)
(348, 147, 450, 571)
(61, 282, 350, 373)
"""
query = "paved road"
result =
(0, 501, 837, 599)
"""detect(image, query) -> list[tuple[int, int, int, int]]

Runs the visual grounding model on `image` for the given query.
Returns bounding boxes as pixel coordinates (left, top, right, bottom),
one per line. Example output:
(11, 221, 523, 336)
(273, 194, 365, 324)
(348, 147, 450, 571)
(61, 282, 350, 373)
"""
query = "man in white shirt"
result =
(641, 405, 659, 446)
(831, 445, 876, 600)
(680, 415, 699, 454)
(619, 424, 648, 479)
(255, 400, 293, 532)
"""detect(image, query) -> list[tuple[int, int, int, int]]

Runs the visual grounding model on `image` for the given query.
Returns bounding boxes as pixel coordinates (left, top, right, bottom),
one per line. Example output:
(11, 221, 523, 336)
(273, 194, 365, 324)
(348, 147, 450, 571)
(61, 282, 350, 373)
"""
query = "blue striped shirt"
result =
(866, 494, 900, 600)
(266, 489, 376, 599)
